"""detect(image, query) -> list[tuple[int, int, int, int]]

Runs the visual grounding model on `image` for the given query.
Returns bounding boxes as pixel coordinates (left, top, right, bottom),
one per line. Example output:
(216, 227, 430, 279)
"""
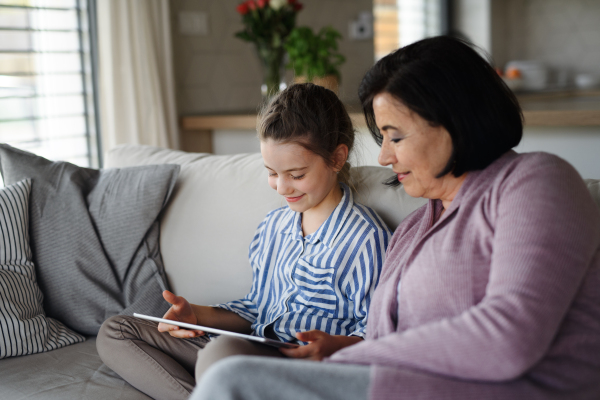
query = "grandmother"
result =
(190, 36, 600, 400)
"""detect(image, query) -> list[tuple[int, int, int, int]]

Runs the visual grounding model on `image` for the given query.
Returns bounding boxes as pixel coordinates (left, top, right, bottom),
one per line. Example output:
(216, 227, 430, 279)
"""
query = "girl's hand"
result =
(157, 290, 205, 338)
(279, 330, 363, 361)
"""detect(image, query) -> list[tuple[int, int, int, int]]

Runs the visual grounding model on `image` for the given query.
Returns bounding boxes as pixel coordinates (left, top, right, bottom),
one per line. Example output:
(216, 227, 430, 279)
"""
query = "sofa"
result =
(0, 144, 598, 400)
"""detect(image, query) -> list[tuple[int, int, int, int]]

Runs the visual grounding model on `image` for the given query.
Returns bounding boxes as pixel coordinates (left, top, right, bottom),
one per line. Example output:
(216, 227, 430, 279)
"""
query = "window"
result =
(0, 0, 100, 168)
(374, 0, 400, 61)
(374, 0, 450, 61)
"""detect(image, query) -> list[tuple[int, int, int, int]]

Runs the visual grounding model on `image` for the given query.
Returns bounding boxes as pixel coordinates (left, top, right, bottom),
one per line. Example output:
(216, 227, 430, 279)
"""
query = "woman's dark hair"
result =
(359, 36, 523, 183)
(258, 83, 355, 185)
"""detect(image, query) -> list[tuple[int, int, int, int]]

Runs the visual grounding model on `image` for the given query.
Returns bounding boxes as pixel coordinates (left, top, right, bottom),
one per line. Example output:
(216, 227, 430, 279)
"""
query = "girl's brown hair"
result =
(258, 83, 355, 185)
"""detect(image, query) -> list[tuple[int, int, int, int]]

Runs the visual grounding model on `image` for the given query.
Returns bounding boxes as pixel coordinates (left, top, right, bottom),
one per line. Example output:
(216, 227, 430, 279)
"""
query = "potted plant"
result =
(284, 26, 345, 93)
(235, 0, 303, 98)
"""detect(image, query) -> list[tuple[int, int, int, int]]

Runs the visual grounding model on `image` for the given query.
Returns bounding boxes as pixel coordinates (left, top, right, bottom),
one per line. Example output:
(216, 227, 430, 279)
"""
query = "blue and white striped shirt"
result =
(215, 184, 392, 343)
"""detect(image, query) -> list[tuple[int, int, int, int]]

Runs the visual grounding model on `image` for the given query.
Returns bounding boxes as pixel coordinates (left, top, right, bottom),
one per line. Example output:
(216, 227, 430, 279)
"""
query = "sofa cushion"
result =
(106, 145, 426, 306)
(0, 179, 85, 359)
(0, 337, 151, 399)
(586, 179, 600, 210)
(0, 144, 179, 335)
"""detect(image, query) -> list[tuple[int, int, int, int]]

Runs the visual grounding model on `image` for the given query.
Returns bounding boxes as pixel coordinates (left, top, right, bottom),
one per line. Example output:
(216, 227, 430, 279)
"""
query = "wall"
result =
(501, 0, 600, 178)
(174, 1, 600, 180)
(453, 0, 491, 55)
(515, 127, 600, 179)
(501, 0, 600, 77)
(209, 126, 600, 179)
(452, 0, 600, 180)
(354, 127, 600, 180)
(456, 0, 600, 76)
(208, 127, 384, 170)
(169, 0, 374, 116)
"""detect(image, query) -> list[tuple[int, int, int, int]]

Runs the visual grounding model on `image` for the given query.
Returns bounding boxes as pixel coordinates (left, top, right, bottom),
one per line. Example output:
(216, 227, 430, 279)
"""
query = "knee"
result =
(201, 336, 247, 355)
(204, 355, 250, 382)
(195, 336, 249, 379)
(97, 315, 127, 342)
(193, 356, 258, 400)
(96, 315, 132, 360)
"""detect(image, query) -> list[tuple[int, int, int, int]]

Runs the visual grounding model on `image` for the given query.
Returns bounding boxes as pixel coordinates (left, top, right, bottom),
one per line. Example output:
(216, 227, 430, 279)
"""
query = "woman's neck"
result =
(439, 173, 468, 211)
(301, 184, 343, 237)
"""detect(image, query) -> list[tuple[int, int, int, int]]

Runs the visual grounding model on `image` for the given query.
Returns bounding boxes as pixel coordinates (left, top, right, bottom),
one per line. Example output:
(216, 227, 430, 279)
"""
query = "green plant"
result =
(284, 26, 346, 81)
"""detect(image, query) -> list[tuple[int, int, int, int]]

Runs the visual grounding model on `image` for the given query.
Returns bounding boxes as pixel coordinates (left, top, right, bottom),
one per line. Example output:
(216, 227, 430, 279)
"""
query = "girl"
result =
(97, 83, 392, 400)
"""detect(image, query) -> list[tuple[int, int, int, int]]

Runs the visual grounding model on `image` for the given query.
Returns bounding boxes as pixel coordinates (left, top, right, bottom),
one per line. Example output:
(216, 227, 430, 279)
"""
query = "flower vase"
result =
(256, 44, 287, 100)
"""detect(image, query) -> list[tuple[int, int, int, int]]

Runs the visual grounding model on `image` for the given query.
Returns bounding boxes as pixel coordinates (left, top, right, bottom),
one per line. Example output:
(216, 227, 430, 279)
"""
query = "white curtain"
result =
(97, 0, 179, 155)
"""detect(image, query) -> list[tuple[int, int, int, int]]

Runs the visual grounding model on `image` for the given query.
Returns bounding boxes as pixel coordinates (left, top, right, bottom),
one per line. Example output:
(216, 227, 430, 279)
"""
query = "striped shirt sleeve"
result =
(345, 225, 390, 338)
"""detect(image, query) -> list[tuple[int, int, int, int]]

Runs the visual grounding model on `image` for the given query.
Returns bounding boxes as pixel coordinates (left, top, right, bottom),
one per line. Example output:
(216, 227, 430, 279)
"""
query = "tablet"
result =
(133, 313, 299, 349)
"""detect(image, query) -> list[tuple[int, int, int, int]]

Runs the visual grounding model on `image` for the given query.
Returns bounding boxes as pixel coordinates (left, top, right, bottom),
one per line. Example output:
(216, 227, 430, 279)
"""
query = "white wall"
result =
(353, 127, 600, 179)
(453, 0, 491, 52)
(515, 127, 600, 179)
(212, 130, 260, 155)
(212, 128, 385, 168)
(213, 126, 600, 179)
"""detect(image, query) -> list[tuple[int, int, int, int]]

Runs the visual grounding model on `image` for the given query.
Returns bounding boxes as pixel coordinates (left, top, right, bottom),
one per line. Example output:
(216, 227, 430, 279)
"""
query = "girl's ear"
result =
(332, 144, 349, 172)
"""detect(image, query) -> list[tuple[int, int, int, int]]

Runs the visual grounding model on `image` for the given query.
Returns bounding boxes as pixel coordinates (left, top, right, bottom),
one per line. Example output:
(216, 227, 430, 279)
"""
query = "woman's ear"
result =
(332, 144, 349, 172)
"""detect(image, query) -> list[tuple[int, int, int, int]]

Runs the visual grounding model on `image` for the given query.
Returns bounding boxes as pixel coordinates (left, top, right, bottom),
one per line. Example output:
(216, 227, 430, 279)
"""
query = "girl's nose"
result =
(276, 178, 293, 196)
(378, 141, 396, 167)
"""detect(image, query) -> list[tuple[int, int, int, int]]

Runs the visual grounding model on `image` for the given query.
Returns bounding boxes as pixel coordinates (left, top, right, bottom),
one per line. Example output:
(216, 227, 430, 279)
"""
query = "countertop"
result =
(515, 89, 600, 126)
(181, 89, 600, 131)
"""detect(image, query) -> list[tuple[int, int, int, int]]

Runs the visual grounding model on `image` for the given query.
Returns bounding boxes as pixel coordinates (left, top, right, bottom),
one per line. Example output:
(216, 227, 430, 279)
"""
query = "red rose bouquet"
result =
(235, 0, 303, 97)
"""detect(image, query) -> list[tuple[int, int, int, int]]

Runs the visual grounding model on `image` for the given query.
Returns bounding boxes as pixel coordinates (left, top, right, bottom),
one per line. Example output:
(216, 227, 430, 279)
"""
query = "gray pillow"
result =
(0, 144, 179, 335)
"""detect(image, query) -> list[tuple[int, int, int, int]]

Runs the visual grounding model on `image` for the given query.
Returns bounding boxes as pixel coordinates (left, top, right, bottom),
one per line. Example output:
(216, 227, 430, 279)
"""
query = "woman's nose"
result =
(378, 141, 396, 166)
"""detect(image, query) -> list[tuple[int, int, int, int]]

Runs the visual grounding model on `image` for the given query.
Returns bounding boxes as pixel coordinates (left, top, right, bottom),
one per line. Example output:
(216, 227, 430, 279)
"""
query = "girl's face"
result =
(260, 139, 341, 214)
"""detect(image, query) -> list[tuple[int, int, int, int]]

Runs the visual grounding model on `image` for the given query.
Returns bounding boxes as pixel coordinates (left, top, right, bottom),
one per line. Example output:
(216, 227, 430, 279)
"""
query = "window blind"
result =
(0, 0, 100, 168)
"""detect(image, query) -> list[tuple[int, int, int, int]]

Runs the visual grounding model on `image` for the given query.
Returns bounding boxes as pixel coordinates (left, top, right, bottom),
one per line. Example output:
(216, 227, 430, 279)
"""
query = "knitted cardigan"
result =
(326, 151, 600, 400)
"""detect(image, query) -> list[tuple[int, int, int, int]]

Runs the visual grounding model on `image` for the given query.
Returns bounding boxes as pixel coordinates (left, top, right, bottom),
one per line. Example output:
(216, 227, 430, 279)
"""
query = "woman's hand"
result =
(279, 330, 363, 361)
(157, 290, 205, 338)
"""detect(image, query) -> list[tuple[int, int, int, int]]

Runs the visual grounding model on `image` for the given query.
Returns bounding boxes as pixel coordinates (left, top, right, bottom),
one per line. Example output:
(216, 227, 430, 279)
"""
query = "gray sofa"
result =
(1, 144, 598, 399)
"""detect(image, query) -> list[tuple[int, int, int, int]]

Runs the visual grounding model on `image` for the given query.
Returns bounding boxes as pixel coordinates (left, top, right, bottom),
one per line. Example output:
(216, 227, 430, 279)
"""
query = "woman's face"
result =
(260, 139, 341, 214)
(373, 92, 456, 201)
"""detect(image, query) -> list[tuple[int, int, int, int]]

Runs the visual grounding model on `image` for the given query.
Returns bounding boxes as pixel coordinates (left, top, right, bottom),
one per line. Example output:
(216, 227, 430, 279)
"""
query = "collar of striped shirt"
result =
(280, 183, 354, 248)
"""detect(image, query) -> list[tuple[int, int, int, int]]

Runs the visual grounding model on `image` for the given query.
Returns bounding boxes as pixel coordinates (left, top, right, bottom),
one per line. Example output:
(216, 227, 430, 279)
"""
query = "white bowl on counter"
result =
(574, 73, 600, 90)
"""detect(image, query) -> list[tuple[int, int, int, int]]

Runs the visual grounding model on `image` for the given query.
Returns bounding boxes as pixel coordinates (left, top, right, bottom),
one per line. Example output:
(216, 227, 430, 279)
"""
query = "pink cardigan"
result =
(326, 151, 600, 399)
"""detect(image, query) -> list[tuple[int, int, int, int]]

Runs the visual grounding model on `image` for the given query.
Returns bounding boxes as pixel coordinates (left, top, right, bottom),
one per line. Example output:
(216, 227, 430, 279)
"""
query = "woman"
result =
(190, 36, 600, 400)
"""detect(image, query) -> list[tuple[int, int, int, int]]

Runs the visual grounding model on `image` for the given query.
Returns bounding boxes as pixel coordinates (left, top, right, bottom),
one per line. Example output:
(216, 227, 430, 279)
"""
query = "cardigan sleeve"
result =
(327, 156, 600, 381)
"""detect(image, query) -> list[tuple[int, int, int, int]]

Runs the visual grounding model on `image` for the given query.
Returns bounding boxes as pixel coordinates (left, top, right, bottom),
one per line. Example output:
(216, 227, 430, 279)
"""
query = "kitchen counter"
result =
(180, 90, 600, 153)
(516, 90, 600, 125)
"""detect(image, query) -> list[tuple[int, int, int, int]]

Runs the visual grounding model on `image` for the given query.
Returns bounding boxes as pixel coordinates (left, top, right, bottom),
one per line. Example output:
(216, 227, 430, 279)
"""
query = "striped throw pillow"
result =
(0, 179, 85, 359)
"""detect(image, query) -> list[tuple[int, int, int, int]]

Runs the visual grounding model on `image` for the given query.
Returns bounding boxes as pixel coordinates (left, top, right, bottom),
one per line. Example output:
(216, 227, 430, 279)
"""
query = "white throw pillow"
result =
(0, 179, 85, 359)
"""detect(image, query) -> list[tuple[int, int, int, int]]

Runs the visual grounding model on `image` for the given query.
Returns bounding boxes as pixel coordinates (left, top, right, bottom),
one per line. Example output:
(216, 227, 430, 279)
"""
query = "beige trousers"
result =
(96, 315, 283, 400)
